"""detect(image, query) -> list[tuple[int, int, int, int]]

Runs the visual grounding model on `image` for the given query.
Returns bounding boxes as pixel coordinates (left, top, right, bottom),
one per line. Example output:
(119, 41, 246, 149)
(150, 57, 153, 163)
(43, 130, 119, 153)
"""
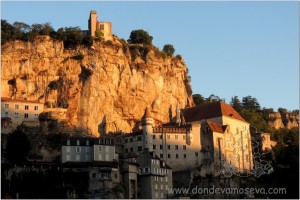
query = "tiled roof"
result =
(181, 102, 246, 123)
(207, 121, 228, 133)
(1, 97, 43, 104)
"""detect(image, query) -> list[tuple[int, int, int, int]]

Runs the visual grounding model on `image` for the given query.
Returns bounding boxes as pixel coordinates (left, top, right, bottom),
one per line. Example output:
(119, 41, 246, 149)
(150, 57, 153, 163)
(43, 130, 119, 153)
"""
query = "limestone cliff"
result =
(1, 35, 194, 136)
(267, 112, 299, 129)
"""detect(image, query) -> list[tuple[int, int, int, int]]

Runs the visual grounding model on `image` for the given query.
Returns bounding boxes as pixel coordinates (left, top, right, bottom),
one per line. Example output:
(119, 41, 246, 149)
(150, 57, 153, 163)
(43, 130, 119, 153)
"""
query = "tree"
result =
(95, 30, 104, 40)
(192, 94, 205, 106)
(206, 94, 221, 103)
(63, 27, 84, 48)
(242, 95, 261, 111)
(2, 20, 17, 44)
(127, 29, 153, 45)
(230, 96, 242, 112)
(163, 44, 175, 56)
(6, 129, 31, 163)
(82, 35, 93, 47)
(13, 21, 31, 33)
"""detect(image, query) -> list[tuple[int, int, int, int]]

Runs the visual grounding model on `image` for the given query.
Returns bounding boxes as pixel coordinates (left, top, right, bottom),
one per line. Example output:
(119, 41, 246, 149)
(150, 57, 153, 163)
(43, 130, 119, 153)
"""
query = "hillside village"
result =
(1, 10, 298, 199)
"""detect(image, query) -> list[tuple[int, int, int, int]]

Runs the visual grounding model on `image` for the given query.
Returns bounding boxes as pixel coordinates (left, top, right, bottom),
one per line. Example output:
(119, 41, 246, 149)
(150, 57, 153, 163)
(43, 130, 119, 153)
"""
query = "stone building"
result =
(61, 137, 117, 163)
(61, 137, 122, 198)
(1, 97, 44, 134)
(136, 149, 173, 199)
(122, 102, 254, 176)
(88, 10, 112, 40)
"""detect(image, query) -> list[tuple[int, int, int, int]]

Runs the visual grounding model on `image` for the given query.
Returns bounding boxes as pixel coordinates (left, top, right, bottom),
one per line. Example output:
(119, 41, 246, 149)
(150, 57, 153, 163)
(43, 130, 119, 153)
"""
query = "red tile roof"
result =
(207, 121, 224, 133)
(1, 97, 43, 104)
(206, 121, 228, 133)
(182, 102, 246, 123)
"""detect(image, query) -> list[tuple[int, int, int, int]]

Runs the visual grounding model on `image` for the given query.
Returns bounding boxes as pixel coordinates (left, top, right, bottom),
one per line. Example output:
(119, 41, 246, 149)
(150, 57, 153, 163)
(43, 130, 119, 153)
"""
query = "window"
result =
(176, 154, 179, 159)
(98, 146, 102, 151)
(125, 148, 128, 153)
(67, 140, 70, 145)
(4, 104, 9, 109)
(105, 146, 109, 152)
(24, 113, 28, 118)
(34, 105, 39, 110)
(160, 154, 163, 158)
(167, 145, 171, 150)
(207, 145, 209, 150)
(92, 173, 96, 178)
(4, 112, 9, 117)
(76, 154, 80, 161)
(183, 145, 186, 150)
(66, 146, 71, 153)
(130, 138, 133, 142)
(86, 140, 89, 146)
(125, 139, 128, 143)
(153, 135, 156, 139)
(183, 135, 186, 139)
(138, 146, 142, 151)
(15, 104, 19, 109)
(76, 146, 81, 153)
(34, 114, 39, 119)
(161, 184, 163, 190)
(184, 154, 187, 158)
(175, 145, 178, 150)
(175, 135, 178, 139)
(165, 176, 168, 182)
(130, 147, 133, 152)
(14, 112, 19, 118)
(161, 193, 164, 198)
(100, 24, 104, 30)
(195, 152, 198, 156)
(25, 105, 29, 110)
(77, 140, 80, 145)
(168, 154, 171, 158)
(167, 135, 170, 139)
(159, 135, 163, 139)
(153, 145, 156, 150)
(155, 184, 158, 190)
(86, 147, 90, 153)
(137, 136, 142, 141)
(160, 145, 163, 150)
(85, 154, 89, 161)
(66, 155, 70, 161)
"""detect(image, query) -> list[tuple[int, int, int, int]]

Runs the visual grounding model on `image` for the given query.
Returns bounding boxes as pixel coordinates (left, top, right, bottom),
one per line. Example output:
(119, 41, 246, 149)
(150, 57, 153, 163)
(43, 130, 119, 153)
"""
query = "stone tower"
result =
(142, 107, 154, 152)
(175, 103, 181, 125)
(89, 10, 97, 37)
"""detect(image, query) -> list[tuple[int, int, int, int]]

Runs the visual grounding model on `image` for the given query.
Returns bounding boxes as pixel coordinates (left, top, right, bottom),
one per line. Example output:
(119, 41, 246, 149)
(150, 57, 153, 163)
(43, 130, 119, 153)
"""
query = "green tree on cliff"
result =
(163, 44, 175, 56)
(127, 29, 153, 45)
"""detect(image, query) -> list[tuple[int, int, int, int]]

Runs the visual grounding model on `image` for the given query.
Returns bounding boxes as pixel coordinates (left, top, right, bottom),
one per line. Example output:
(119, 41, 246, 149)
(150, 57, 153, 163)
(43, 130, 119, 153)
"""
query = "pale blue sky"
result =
(1, 1, 299, 111)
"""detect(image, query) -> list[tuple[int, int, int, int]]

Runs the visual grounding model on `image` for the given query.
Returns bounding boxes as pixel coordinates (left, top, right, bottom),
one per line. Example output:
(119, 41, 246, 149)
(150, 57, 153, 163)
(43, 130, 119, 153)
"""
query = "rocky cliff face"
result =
(1, 35, 194, 136)
(267, 112, 299, 129)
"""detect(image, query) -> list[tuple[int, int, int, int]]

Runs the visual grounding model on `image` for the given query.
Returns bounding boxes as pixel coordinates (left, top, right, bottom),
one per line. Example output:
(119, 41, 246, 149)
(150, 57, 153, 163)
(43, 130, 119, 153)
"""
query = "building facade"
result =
(121, 102, 254, 175)
(88, 10, 112, 40)
(136, 149, 173, 199)
(1, 97, 44, 133)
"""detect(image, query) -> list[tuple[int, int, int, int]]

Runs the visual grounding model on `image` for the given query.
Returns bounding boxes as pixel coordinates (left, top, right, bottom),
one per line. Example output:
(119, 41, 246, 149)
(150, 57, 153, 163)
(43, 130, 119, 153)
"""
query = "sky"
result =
(1, 1, 299, 111)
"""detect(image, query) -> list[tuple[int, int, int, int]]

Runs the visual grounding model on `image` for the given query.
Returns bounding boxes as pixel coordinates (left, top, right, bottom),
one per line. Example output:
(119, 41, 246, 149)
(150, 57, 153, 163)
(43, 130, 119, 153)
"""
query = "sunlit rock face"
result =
(268, 112, 299, 129)
(1, 35, 194, 136)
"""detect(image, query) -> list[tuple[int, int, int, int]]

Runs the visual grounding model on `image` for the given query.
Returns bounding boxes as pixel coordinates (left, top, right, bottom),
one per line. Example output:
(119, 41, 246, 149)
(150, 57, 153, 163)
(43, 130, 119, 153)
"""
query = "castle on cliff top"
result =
(88, 10, 112, 41)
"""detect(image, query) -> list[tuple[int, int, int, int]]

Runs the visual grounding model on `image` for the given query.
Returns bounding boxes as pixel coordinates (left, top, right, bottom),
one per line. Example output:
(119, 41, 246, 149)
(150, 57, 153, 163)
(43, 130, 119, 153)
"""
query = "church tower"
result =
(89, 10, 97, 37)
(142, 107, 154, 152)
(175, 103, 181, 125)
